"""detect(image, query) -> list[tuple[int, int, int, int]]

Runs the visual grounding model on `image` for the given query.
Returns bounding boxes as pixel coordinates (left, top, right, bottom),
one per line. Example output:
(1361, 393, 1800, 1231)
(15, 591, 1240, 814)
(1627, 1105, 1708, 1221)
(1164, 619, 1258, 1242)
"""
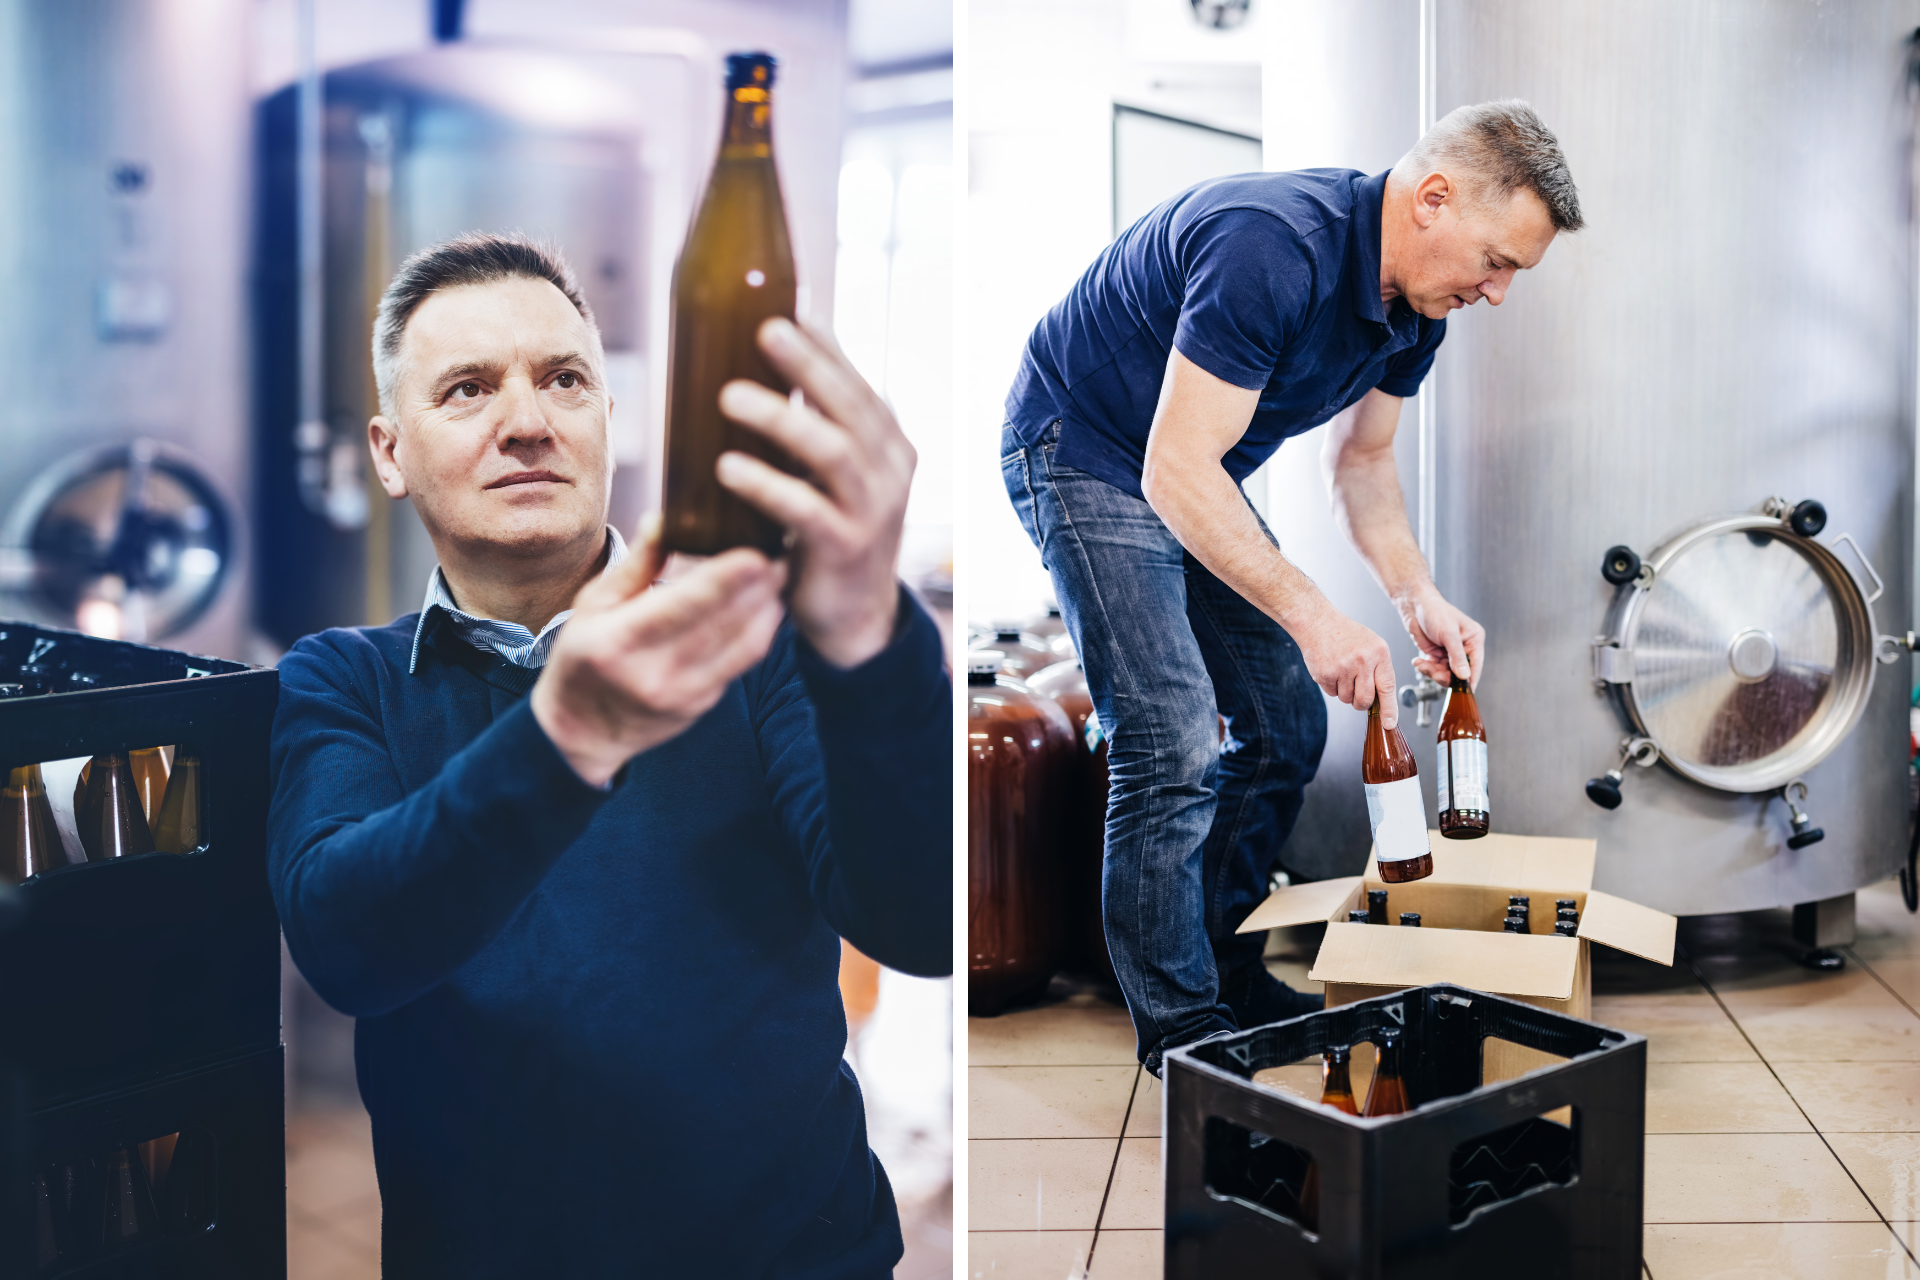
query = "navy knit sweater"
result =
(266, 590, 951, 1278)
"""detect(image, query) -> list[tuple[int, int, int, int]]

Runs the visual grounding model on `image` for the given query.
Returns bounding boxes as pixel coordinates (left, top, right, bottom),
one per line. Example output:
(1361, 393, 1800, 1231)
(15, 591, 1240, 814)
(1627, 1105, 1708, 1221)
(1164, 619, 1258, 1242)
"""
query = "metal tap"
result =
(1398, 676, 1444, 728)
(1781, 779, 1825, 849)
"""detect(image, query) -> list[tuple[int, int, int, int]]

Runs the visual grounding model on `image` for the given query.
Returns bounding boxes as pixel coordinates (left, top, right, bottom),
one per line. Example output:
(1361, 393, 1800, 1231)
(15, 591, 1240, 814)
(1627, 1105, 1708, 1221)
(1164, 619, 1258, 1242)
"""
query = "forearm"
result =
(272, 697, 608, 1017)
(788, 590, 952, 976)
(1143, 449, 1329, 631)
(1324, 436, 1430, 604)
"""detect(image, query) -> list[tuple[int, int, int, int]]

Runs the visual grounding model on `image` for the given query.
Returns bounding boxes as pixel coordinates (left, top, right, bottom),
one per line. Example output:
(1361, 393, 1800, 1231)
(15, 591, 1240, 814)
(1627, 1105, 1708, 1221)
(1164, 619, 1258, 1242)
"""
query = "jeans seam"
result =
(1187, 579, 1277, 953)
(1038, 445, 1173, 1049)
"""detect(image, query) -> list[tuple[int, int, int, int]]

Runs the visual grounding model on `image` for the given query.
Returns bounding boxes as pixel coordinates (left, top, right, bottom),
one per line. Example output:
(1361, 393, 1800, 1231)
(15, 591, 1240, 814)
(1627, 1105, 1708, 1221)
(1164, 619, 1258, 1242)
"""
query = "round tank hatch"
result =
(0, 441, 232, 643)
(1605, 514, 1877, 793)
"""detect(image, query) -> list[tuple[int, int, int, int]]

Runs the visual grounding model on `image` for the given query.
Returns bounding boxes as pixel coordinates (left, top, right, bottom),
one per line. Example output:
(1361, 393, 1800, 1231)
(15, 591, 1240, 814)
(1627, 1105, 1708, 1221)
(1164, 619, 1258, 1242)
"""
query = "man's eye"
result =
(555, 371, 579, 389)
(453, 382, 481, 399)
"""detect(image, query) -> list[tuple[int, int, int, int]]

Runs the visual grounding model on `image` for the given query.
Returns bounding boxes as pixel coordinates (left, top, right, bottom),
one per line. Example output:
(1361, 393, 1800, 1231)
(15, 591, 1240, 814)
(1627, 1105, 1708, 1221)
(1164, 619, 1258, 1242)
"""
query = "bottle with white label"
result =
(1363, 700, 1433, 883)
(1436, 674, 1490, 839)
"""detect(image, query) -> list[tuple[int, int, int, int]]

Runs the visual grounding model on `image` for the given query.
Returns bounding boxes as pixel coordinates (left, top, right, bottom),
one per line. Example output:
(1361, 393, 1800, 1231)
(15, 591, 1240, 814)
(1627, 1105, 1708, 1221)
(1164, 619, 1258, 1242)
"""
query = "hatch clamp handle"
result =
(1585, 736, 1658, 810)
(1781, 779, 1825, 850)
(1397, 675, 1445, 728)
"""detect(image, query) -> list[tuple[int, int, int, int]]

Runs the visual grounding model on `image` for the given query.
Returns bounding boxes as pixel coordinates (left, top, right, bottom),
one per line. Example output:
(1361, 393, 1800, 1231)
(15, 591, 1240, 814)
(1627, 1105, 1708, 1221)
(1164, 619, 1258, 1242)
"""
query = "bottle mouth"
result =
(725, 52, 777, 92)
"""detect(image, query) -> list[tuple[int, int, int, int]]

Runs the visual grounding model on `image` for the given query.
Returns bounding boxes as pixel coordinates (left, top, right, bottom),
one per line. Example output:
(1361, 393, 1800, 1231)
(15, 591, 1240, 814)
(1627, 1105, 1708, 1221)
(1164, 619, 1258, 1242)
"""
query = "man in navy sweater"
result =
(267, 233, 950, 1277)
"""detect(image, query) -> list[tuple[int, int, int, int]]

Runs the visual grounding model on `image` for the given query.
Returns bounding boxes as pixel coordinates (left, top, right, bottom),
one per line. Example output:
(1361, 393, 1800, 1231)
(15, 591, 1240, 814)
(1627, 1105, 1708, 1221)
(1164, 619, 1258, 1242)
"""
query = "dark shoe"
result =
(1225, 966, 1323, 1029)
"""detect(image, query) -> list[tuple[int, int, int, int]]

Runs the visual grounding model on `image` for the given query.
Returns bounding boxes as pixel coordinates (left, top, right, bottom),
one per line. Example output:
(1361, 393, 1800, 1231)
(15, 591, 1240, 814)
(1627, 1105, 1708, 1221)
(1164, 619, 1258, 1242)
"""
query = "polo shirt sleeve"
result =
(1375, 316, 1447, 397)
(1171, 207, 1315, 390)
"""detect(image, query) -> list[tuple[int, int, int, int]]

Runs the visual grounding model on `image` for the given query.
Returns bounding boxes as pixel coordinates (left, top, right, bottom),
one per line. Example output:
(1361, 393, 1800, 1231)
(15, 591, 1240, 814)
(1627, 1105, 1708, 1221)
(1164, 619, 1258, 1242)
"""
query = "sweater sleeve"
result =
(267, 634, 611, 1018)
(753, 588, 953, 977)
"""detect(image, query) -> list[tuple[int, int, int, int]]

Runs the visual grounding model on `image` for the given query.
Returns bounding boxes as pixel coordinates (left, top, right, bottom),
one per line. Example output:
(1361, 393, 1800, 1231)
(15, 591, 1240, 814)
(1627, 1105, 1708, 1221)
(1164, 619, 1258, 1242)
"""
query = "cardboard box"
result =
(1238, 833, 1676, 1084)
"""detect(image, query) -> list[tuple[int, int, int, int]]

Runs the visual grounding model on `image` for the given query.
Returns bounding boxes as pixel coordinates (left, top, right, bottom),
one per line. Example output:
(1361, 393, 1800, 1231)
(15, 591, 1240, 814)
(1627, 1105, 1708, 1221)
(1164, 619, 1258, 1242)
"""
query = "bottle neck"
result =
(722, 87, 774, 159)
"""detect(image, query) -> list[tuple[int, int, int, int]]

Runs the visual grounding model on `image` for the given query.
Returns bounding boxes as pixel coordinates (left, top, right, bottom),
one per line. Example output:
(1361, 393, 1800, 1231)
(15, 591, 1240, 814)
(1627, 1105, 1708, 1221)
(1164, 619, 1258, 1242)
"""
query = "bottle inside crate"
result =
(3, 765, 74, 883)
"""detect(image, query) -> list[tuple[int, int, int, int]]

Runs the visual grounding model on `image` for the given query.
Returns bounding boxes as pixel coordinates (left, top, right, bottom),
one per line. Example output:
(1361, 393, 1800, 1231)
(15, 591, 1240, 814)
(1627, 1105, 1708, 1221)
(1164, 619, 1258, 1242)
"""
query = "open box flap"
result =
(1578, 889, 1677, 966)
(1236, 876, 1363, 933)
(1401, 832, 1599, 892)
(1306, 920, 1579, 1001)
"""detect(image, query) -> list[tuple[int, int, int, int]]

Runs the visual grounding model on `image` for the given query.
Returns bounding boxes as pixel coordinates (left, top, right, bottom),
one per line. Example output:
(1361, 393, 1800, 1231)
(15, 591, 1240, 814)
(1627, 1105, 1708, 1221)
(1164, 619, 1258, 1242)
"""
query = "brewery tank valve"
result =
(1398, 676, 1444, 728)
(1780, 779, 1825, 850)
(1585, 736, 1660, 810)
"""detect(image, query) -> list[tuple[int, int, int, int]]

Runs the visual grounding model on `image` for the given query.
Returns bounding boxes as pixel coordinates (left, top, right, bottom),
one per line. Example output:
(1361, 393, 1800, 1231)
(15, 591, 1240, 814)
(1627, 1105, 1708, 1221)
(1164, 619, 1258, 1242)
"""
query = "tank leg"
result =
(1791, 893, 1855, 969)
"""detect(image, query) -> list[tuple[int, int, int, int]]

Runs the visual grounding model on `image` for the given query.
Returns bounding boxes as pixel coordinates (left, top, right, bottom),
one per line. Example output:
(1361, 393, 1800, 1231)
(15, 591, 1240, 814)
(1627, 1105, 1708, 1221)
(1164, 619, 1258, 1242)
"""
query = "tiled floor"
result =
(966, 879, 1920, 1279)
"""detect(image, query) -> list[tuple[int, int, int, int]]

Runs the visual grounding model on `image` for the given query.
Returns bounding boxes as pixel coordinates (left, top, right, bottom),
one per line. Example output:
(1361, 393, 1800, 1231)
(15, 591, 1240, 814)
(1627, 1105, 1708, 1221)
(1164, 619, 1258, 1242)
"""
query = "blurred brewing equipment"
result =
(0, 0, 252, 656)
(1260, 0, 1914, 927)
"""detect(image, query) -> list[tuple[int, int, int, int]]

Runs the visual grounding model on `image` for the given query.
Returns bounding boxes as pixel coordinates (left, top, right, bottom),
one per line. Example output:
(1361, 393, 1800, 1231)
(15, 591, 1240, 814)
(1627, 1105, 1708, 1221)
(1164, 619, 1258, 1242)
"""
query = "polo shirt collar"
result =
(408, 525, 629, 675)
(1349, 169, 1394, 327)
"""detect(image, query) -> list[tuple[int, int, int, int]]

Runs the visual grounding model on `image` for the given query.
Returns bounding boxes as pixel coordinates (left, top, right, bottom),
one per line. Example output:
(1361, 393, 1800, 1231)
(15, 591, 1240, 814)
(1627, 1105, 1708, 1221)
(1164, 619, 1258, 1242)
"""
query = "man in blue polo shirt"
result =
(1002, 101, 1582, 1073)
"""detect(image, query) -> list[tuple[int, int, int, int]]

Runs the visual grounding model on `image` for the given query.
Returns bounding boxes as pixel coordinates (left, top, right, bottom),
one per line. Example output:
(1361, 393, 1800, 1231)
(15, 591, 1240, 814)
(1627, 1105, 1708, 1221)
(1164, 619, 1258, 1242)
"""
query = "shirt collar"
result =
(1349, 169, 1394, 327)
(407, 525, 629, 675)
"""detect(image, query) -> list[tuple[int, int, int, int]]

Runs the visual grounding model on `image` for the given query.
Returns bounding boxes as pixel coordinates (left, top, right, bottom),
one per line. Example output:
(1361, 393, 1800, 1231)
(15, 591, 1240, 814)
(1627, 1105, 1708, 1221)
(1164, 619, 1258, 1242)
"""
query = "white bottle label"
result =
(1365, 775, 1431, 864)
(1442, 739, 1490, 814)
(1435, 743, 1449, 815)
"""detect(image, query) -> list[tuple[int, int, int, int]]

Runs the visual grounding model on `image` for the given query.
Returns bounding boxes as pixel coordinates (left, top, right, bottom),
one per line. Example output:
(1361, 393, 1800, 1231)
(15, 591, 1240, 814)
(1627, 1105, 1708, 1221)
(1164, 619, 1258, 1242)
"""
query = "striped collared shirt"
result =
(407, 526, 628, 676)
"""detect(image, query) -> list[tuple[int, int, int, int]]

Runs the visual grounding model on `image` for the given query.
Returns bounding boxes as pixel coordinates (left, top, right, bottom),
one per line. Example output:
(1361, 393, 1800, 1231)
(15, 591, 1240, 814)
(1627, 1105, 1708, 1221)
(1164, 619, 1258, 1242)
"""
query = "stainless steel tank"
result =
(0, 0, 254, 658)
(1261, 0, 1917, 917)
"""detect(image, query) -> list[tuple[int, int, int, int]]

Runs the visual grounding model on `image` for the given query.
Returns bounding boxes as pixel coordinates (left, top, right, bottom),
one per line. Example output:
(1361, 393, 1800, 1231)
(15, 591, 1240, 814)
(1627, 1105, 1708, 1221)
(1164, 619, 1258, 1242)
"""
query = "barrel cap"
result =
(725, 52, 777, 90)
(967, 650, 1005, 676)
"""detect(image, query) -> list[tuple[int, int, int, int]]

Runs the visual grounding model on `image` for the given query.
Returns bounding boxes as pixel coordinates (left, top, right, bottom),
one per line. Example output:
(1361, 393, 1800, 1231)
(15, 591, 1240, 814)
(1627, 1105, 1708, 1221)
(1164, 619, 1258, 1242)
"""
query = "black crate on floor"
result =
(0, 622, 283, 1279)
(1163, 983, 1646, 1280)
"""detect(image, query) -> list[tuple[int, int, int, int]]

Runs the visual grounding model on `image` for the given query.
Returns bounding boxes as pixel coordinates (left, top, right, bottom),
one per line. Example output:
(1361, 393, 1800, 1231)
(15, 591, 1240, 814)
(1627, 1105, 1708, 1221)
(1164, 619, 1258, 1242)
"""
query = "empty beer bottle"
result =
(1363, 701, 1432, 883)
(1400, 912, 1422, 927)
(1298, 1043, 1360, 1231)
(1504, 916, 1527, 934)
(128, 747, 169, 825)
(3, 764, 73, 883)
(151, 750, 202, 854)
(661, 51, 799, 557)
(1367, 889, 1389, 925)
(1363, 1026, 1411, 1117)
(98, 1147, 156, 1246)
(1436, 675, 1489, 839)
(1555, 920, 1578, 937)
(1346, 909, 1369, 923)
(79, 753, 154, 862)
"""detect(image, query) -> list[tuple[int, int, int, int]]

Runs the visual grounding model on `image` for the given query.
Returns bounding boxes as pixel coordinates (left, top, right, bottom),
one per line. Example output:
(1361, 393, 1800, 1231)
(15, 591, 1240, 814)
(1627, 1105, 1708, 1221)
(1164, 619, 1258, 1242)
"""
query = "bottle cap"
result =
(1399, 912, 1421, 927)
(1368, 889, 1388, 904)
(1556, 920, 1579, 937)
(1347, 910, 1370, 923)
(1327, 1043, 1350, 1063)
(1557, 907, 1579, 920)
(1504, 917, 1526, 933)
(1509, 895, 1530, 907)
(966, 651, 1005, 676)
(1376, 1024, 1401, 1044)
(1556, 898, 1577, 910)
(724, 52, 778, 91)
(990, 620, 1028, 641)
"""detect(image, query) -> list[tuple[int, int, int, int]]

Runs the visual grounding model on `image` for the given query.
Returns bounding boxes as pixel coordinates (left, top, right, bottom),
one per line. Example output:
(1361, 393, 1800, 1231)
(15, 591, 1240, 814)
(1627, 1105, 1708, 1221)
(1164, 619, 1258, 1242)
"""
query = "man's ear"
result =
(368, 415, 409, 499)
(1413, 170, 1452, 230)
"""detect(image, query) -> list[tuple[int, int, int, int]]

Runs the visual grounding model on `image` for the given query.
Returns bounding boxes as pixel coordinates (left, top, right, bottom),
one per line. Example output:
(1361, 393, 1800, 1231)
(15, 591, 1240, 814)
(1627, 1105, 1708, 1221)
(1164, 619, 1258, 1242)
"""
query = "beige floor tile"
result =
(1090, 1229, 1163, 1279)
(1703, 960, 1903, 1010)
(1733, 1003, 1920, 1063)
(1249, 1060, 1336, 1106)
(965, 1230, 1094, 1278)
(1643, 1133, 1878, 1223)
(971, 1067, 1140, 1140)
(1100, 1139, 1163, 1230)
(1590, 997, 1760, 1063)
(1645, 1062, 1811, 1134)
(971, 996, 1139, 1067)
(1774, 1063, 1920, 1133)
(968, 1139, 1121, 1232)
(1125, 1073, 1161, 1137)
(1643, 1222, 1917, 1280)
(1824, 1133, 1920, 1223)
(1853, 956, 1920, 1011)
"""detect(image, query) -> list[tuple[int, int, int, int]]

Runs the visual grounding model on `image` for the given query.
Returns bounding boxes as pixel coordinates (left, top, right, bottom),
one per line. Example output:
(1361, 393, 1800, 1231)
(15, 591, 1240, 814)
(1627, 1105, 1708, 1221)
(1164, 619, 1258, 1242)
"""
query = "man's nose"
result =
(1479, 269, 1515, 307)
(495, 376, 551, 445)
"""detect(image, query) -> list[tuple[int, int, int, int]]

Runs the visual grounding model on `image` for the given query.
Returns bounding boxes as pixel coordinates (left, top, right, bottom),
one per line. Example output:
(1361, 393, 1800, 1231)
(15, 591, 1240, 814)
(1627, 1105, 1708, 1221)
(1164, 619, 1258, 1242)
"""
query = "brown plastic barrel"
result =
(1026, 660, 1114, 985)
(968, 653, 1076, 1015)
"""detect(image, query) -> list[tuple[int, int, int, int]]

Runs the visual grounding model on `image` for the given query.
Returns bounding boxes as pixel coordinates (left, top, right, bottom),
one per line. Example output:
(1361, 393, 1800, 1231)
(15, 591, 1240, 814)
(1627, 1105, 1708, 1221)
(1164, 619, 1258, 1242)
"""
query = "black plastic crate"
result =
(0, 622, 283, 1279)
(1164, 983, 1646, 1280)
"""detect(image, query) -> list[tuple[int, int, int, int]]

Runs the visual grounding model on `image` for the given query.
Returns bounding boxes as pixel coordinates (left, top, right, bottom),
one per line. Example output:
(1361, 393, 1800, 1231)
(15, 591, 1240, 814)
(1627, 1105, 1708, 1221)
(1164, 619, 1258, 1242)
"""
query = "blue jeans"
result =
(1002, 421, 1327, 1072)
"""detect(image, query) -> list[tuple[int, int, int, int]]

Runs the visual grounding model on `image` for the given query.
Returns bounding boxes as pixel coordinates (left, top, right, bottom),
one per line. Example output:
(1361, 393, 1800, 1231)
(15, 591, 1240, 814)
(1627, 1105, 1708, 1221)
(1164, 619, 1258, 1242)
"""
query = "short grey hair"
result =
(371, 232, 601, 418)
(1394, 100, 1583, 233)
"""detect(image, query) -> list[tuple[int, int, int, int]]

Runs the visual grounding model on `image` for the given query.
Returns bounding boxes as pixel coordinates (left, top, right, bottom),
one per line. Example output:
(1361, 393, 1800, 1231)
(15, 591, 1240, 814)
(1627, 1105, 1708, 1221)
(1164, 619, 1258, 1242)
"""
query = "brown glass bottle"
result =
(968, 652, 1076, 1014)
(1363, 702, 1432, 883)
(79, 752, 155, 862)
(3, 764, 74, 883)
(152, 749, 202, 854)
(98, 1147, 157, 1247)
(1298, 1043, 1361, 1231)
(1027, 659, 1114, 984)
(662, 52, 800, 557)
(1436, 676, 1489, 839)
(1362, 1026, 1412, 1117)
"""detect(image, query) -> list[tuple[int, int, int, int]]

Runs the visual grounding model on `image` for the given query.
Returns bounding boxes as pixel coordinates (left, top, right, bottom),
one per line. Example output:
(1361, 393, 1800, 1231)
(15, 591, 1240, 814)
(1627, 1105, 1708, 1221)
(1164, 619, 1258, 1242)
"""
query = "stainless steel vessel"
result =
(1261, 0, 1916, 917)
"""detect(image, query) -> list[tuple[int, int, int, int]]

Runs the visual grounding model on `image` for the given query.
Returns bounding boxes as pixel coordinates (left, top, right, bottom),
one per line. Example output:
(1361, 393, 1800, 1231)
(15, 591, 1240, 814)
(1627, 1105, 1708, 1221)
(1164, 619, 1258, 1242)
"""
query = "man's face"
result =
(378, 276, 612, 561)
(1392, 180, 1559, 320)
